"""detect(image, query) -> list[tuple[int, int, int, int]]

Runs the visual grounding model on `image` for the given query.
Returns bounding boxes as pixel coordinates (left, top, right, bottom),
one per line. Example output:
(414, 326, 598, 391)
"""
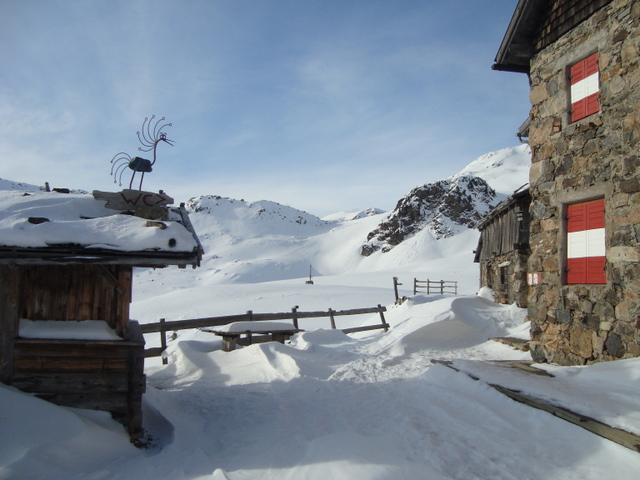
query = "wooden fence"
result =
(141, 305, 388, 361)
(413, 278, 458, 295)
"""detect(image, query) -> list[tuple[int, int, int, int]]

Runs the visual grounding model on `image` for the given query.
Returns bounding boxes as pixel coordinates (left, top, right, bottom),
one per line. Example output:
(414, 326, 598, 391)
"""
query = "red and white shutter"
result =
(570, 53, 600, 122)
(567, 199, 605, 284)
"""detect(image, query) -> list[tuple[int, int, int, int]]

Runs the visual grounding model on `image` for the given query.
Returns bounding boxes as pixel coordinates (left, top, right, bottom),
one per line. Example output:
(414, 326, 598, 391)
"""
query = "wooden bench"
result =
(204, 321, 304, 352)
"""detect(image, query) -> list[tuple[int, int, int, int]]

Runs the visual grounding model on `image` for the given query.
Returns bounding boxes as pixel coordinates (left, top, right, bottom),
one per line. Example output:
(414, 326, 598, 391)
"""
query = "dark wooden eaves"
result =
(0, 246, 201, 268)
(493, 0, 548, 74)
(493, 0, 613, 74)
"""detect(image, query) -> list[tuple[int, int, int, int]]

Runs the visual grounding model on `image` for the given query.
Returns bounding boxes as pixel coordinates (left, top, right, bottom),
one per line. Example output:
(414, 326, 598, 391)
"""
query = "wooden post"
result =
(378, 304, 389, 332)
(329, 308, 336, 329)
(413, 278, 418, 295)
(292, 306, 299, 330)
(393, 277, 401, 302)
(221, 335, 237, 352)
(440, 280, 445, 294)
(0, 266, 20, 385)
(159, 318, 168, 365)
(246, 310, 253, 345)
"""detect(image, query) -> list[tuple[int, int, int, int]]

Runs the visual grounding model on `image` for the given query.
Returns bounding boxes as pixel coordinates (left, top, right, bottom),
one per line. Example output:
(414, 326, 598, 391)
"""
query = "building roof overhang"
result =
(492, 0, 548, 74)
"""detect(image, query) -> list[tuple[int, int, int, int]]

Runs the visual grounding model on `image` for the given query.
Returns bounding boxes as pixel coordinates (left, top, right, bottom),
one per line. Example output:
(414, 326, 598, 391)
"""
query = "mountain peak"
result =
(360, 145, 530, 256)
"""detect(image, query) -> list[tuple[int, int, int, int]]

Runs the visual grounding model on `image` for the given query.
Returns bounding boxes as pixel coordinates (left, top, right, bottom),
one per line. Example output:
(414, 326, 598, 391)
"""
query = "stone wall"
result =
(527, 0, 640, 364)
(480, 252, 530, 308)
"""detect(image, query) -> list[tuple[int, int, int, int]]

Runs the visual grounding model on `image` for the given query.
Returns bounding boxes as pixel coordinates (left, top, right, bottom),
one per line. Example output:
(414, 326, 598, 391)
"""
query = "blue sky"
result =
(0, 0, 529, 217)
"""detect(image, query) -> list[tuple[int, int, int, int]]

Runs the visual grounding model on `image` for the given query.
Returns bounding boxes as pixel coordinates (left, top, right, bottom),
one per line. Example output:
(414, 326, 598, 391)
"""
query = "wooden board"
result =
(92, 189, 174, 210)
(432, 359, 640, 453)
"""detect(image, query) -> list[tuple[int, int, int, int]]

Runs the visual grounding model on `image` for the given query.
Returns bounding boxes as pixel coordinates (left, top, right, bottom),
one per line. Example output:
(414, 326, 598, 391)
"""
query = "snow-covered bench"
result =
(205, 321, 304, 352)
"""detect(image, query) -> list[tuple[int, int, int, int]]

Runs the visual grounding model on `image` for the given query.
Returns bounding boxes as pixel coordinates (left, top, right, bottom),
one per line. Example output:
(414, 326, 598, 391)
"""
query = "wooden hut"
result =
(474, 187, 531, 307)
(0, 188, 202, 439)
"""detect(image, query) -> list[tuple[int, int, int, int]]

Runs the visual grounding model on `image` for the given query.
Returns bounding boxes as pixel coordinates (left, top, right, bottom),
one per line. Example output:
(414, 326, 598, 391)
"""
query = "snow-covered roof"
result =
(0, 189, 202, 267)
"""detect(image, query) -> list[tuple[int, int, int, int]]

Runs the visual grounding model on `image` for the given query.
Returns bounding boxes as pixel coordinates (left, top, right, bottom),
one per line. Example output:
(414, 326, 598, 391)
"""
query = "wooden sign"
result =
(93, 190, 174, 211)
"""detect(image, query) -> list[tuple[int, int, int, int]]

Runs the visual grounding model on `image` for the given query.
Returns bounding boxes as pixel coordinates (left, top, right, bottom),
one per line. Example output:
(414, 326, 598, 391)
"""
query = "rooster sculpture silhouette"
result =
(110, 116, 174, 190)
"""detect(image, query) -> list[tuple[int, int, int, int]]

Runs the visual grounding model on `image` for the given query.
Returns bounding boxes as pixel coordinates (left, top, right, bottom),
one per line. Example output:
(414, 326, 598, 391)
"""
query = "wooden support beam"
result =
(0, 266, 20, 384)
(432, 360, 640, 453)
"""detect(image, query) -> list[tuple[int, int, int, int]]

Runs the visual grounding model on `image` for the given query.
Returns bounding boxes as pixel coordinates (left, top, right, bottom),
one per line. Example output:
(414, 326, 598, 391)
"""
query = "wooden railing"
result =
(141, 305, 388, 361)
(413, 278, 458, 295)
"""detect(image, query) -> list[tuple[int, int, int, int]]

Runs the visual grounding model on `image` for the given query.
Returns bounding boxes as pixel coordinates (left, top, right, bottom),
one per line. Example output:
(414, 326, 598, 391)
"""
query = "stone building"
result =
(494, 0, 640, 365)
(474, 187, 531, 308)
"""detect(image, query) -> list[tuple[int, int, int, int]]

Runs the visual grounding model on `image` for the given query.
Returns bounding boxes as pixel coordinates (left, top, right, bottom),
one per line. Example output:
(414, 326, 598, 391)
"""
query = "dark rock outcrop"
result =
(361, 175, 497, 256)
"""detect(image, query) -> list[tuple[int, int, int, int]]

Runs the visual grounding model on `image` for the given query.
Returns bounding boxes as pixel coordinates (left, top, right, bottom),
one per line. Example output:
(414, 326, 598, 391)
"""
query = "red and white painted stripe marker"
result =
(567, 198, 605, 284)
(570, 53, 600, 122)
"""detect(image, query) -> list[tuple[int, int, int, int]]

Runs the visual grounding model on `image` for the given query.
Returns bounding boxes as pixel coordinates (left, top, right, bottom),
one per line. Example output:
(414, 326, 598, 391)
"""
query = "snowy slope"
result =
(0, 177, 41, 192)
(456, 144, 530, 196)
(133, 146, 530, 306)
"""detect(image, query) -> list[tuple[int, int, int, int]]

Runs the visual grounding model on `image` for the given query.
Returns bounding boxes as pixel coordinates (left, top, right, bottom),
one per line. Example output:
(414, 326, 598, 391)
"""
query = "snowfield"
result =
(3, 293, 640, 480)
(2, 146, 639, 479)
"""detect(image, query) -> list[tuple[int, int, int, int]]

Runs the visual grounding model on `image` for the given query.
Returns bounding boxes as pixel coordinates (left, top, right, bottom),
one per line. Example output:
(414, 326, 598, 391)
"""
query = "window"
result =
(500, 265, 509, 289)
(570, 53, 600, 122)
(566, 198, 605, 284)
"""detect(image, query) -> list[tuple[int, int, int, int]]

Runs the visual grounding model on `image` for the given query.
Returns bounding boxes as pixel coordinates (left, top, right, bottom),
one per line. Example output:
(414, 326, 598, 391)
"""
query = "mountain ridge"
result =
(360, 144, 530, 255)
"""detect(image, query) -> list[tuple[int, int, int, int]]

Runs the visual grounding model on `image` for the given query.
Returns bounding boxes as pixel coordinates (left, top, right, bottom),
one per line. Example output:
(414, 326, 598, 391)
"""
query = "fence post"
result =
(159, 318, 168, 365)
(292, 306, 299, 329)
(393, 277, 401, 302)
(329, 308, 337, 329)
(378, 304, 389, 332)
(426, 279, 430, 295)
(413, 278, 418, 295)
(440, 280, 444, 294)
(455, 281, 458, 295)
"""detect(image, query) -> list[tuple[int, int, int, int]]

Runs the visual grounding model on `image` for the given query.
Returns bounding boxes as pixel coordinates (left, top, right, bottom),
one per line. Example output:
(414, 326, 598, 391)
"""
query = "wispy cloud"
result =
(0, 0, 527, 215)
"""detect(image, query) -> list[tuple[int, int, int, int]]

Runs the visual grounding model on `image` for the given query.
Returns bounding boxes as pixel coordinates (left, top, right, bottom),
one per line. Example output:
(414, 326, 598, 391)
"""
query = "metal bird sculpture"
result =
(110, 115, 174, 190)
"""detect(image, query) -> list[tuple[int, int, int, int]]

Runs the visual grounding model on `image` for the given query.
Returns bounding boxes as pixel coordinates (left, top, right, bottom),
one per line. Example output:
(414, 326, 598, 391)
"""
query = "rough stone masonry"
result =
(526, 0, 640, 365)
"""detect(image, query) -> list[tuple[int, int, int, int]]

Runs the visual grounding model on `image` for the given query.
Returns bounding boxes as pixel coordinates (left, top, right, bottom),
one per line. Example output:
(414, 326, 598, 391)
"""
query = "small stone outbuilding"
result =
(0, 188, 202, 438)
(494, 0, 640, 364)
(474, 187, 531, 308)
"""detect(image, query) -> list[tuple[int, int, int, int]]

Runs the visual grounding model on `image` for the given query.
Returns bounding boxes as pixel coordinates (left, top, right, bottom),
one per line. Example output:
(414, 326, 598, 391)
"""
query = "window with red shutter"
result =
(566, 199, 605, 284)
(570, 53, 600, 122)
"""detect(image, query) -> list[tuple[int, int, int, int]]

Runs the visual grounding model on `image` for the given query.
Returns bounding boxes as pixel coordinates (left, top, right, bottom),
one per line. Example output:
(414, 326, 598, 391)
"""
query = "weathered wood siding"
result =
(0, 266, 20, 383)
(477, 194, 531, 263)
(11, 321, 146, 438)
(17, 265, 132, 336)
(476, 191, 531, 308)
(534, 0, 613, 52)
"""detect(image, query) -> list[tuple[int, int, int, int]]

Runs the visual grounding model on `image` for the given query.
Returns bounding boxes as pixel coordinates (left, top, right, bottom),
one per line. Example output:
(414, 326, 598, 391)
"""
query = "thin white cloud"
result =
(0, 0, 528, 216)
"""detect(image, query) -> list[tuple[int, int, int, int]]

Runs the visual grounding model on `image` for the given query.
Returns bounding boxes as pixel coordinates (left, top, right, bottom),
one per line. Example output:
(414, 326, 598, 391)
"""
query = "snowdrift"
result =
(3, 294, 640, 480)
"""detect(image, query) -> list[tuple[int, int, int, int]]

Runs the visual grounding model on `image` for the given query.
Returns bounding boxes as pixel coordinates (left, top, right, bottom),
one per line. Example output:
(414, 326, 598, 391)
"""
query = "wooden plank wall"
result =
(478, 207, 519, 262)
(18, 265, 132, 336)
(11, 322, 146, 439)
(0, 266, 20, 383)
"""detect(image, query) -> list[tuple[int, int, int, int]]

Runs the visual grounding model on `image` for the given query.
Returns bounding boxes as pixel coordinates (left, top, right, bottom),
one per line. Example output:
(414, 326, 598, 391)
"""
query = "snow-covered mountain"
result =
(360, 145, 530, 255)
(0, 178, 41, 192)
(127, 145, 532, 312)
(0, 145, 530, 291)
